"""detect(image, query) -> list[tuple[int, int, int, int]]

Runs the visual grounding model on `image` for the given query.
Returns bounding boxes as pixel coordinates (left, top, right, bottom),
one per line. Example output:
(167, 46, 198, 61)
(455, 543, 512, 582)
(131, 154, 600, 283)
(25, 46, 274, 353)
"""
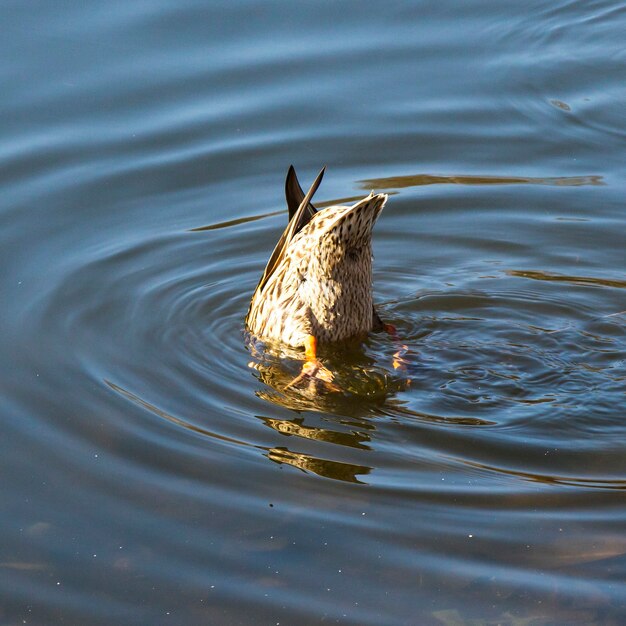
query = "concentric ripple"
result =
(3, 175, 624, 624)
(2, 0, 626, 623)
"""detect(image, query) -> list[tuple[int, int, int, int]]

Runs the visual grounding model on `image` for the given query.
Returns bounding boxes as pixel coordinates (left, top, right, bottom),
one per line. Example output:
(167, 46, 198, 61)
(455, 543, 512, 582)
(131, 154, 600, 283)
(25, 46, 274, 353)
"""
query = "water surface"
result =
(1, 1, 625, 624)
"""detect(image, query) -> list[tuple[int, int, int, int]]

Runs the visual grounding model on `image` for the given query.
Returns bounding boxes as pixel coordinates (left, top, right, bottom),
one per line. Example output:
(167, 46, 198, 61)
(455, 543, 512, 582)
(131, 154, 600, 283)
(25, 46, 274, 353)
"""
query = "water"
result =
(1, 1, 625, 624)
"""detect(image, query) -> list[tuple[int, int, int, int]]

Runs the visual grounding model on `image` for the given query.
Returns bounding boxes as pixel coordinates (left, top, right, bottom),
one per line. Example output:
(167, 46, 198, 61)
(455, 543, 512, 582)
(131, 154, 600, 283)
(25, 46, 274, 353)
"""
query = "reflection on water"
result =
(2, 0, 626, 623)
(189, 209, 284, 232)
(249, 351, 408, 413)
(192, 172, 605, 233)
(360, 172, 604, 189)
(508, 269, 626, 290)
(266, 447, 371, 484)
(260, 416, 371, 450)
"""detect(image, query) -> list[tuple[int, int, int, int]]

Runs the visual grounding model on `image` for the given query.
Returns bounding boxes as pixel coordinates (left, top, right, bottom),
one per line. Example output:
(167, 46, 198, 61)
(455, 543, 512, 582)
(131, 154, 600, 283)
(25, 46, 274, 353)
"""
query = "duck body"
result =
(246, 166, 387, 350)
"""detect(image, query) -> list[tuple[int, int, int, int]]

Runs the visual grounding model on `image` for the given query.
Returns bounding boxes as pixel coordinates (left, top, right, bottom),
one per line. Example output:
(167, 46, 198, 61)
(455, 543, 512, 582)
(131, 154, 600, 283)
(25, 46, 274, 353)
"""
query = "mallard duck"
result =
(246, 166, 388, 386)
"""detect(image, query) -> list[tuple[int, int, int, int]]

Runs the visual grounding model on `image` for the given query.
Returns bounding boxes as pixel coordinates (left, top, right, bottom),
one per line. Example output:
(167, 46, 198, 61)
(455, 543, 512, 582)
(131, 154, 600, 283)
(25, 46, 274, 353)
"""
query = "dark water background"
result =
(2, 1, 625, 624)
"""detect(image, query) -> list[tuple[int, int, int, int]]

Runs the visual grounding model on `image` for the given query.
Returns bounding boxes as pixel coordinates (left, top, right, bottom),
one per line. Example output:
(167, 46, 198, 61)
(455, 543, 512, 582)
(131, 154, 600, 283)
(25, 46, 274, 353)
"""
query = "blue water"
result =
(1, 1, 625, 624)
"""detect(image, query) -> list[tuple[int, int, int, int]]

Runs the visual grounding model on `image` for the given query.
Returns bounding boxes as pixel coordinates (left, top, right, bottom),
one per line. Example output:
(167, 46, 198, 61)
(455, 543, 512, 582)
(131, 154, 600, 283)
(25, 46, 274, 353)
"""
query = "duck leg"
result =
(284, 335, 339, 392)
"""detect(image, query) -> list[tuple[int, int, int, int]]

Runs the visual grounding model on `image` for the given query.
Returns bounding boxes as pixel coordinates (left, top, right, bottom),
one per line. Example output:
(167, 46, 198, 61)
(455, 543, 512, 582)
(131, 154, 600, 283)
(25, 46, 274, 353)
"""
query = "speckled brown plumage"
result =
(246, 166, 387, 349)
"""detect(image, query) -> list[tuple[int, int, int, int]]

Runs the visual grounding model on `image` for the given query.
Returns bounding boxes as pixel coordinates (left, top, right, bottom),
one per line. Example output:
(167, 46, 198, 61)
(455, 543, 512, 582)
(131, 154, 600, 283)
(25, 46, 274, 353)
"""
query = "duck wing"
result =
(253, 166, 325, 297)
(285, 164, 319, 230)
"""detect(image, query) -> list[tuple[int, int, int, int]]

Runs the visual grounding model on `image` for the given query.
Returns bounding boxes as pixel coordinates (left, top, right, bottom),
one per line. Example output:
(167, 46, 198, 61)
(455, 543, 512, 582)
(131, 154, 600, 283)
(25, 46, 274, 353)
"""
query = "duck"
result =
(246, 165, 388, 387)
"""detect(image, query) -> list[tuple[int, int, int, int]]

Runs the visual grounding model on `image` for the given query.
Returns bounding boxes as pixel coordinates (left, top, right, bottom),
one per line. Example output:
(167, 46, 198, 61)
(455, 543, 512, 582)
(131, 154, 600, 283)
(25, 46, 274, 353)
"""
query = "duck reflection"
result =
(246, 337, 411, 483)
(247, 337, 409, 415)
(260, 415, 371, 450)
(245, 334, 514, 481)
(266, 447, 371, 484)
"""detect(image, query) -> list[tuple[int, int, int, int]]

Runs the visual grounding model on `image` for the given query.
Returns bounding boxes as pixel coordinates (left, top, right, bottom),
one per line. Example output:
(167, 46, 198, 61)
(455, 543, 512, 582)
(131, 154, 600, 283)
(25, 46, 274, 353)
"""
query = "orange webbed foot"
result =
(383, 323, 410, 371)
(284, 335, 340, 393)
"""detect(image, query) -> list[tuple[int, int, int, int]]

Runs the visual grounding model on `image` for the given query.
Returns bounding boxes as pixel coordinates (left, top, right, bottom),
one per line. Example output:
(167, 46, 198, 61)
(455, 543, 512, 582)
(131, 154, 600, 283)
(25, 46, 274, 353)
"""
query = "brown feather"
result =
(252, 167, 325, 299)
(285, 165, 318, 224)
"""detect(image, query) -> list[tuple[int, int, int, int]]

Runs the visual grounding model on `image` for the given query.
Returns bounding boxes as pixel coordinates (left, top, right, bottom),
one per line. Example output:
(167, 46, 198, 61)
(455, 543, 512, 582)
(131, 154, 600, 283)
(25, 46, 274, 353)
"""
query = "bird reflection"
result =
(248, 342, 409, 415)
(260, 415, 371, 449)
(246, 337, 411, 483)
(266, 447, 371, 484)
